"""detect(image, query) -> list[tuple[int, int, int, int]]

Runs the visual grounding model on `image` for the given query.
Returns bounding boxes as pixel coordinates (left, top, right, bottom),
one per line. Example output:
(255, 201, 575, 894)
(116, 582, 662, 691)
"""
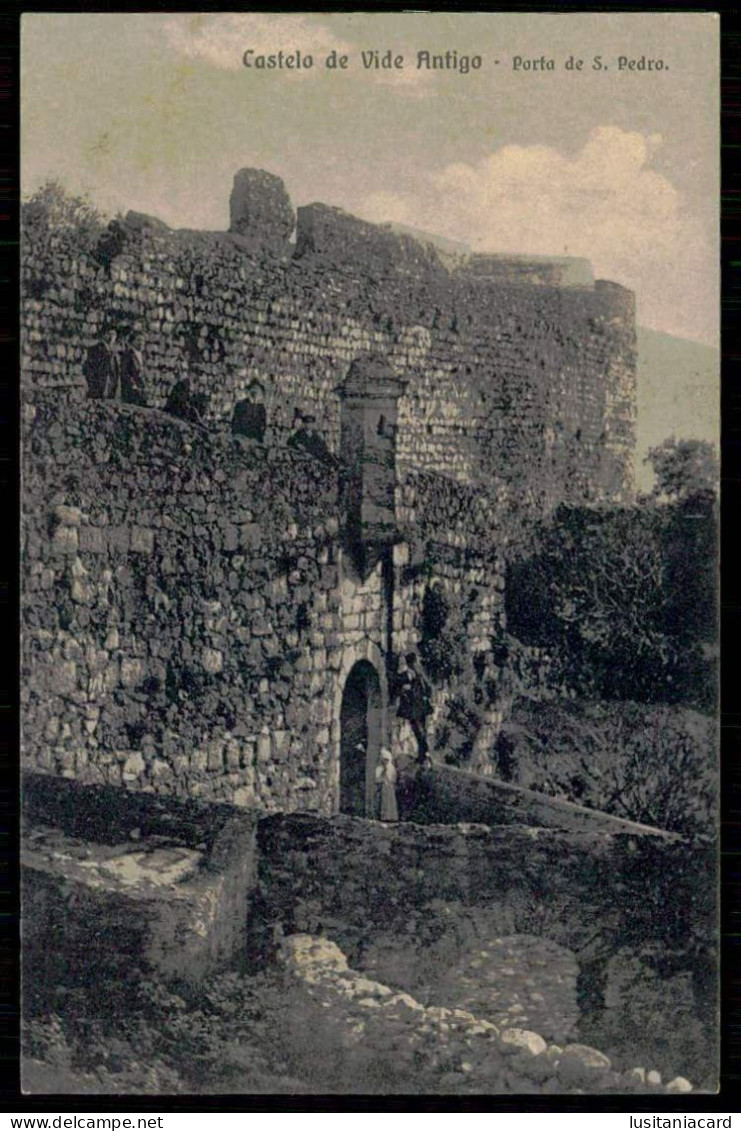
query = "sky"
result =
(22, 11, 719, 349)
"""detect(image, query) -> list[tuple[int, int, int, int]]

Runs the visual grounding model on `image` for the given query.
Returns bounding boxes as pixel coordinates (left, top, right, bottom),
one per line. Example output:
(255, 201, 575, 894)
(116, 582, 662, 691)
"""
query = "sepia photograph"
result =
(19, 10, 719, 1097)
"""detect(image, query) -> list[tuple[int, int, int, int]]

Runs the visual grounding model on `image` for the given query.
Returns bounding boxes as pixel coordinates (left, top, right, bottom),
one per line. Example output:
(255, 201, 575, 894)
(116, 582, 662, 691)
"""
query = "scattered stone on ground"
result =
(432, 934, 579, 1043)
(277, 933, 693, 1095)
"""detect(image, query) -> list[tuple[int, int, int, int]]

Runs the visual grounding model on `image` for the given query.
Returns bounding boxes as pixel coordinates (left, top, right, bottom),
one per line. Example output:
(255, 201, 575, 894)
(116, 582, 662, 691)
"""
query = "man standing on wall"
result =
(83, 325, 120, 400)
(119, 328, 148, 406)
(396, 652, 433, 764)
(232, 378, 268, 443)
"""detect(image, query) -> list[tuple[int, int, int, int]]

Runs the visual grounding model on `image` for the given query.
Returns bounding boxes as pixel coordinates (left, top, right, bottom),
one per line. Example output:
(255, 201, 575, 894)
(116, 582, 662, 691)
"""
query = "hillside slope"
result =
(636, 327, 718, 492)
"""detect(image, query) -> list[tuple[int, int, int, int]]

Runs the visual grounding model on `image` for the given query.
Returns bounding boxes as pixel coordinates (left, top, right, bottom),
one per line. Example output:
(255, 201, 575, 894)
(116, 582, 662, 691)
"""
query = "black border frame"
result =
(1, 3, 736, 1114)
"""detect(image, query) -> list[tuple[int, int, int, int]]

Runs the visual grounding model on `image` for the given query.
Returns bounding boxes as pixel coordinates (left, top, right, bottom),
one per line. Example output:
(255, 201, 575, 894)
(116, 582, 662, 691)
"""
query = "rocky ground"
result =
(276, 934, 694, 1096)
(23, 932, 698, 1096)
(359, 927, 579, 1044)
(431, 935, 580, 1042)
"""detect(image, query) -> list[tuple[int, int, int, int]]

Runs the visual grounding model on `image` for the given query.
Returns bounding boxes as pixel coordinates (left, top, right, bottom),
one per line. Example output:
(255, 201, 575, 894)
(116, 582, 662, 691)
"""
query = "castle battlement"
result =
(22, 167, 637, 510)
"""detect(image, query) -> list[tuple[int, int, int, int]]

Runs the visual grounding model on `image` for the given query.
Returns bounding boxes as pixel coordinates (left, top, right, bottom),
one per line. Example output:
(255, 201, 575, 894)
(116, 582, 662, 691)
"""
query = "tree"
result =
(22, 180, 107, 249)
(506, 500, 717, 708)
(645, 438, 718, 501)
(494, 698, 716, 837)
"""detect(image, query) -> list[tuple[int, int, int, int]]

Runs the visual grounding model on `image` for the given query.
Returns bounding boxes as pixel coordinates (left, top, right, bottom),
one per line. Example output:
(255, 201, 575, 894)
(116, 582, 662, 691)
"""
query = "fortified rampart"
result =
(20, 168, 637, 811)
(22, 168, 636, 526)
(21, 395, 501, 809)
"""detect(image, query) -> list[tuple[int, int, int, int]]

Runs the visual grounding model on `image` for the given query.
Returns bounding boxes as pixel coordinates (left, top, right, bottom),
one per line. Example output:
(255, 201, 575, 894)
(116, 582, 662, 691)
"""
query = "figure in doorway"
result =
(396, 652, 433, 763)
(375, 747, 399, 822)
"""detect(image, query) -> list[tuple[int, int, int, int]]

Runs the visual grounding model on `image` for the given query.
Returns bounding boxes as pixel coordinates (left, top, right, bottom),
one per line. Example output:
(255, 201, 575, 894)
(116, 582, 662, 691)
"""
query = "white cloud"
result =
(163, 13, 352, 74)
(357, 126, 716, 344)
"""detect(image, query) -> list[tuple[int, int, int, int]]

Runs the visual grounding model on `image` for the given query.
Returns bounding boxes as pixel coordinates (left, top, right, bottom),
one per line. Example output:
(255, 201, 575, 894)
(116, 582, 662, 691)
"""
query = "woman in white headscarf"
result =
(375, 747, 399, 822)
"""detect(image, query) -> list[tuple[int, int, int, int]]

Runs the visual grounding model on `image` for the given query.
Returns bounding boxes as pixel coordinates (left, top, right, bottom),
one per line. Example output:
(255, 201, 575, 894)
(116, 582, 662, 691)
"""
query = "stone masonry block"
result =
(78, 526, 107, 554)
(52, 525, 78, 553)
(229, 168, 295, 250)
(130, 527, 155, 554)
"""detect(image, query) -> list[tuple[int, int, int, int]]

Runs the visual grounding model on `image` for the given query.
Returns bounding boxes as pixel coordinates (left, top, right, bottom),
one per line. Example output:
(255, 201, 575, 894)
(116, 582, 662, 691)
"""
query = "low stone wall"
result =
(397, 762, 677, 837)
(256, 811, 706, 963)
(22, 775, 259, 996)
(21, 395, 506, 811)
(21, 776, 715, 1088)
(277, 934, 693, 1094)
(255, 809, 715, 1084)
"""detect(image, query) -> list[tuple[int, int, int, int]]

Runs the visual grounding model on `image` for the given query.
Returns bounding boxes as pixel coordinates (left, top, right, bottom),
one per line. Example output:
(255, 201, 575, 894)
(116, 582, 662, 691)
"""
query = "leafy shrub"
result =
(494, 698, 716, 837)
(645, 438, 718, 501)
(506, 498, 717, 709)
(22, 181, 107, 251)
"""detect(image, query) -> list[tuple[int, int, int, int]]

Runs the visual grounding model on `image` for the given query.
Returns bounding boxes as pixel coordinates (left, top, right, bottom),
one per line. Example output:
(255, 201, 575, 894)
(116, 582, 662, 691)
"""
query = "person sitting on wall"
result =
(375, 747, 399, 822)
(119, 328, 148, 406)
(395, 652, 433, 764)
(164, 376, 206, 426)
(232, 378, 267, 443)
(287, 409, 339, 468)
(83, 326, 120, 400)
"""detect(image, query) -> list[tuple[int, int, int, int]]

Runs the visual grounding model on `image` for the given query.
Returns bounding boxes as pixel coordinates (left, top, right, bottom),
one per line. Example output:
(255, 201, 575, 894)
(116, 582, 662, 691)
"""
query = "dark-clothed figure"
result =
(164, 377, 205, 425)
(119, 331, 147, 406)
(191, 392, 209, 423)
(396, 652, 433, 762)
(375, 748, 399, 822)
(232, 380, 267, 442)
(288, 411, 339, 468)
(84, 328, 120, 400)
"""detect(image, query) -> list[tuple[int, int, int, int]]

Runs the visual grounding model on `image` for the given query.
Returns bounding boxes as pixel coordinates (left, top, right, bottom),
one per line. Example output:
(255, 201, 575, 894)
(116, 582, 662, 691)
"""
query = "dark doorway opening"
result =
(340, 660, 382, 816)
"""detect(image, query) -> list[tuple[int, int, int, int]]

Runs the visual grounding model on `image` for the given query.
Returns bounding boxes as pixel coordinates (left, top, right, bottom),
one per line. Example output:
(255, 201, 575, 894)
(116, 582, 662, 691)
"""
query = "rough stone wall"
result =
(22, 775, 259, 989)
(21, 396, 343, 812)
(256, 812, 709, 964)
(20, 169, 638, 803)
(277, 934, 695, 1094)
(20, 772, 712, 1091)
(395, 762, 680, 837)
(256, 813, 715, 1084)
(22, 395, 502, 806)
(22, 172, 636, 525)
(391, 471, 506, 757)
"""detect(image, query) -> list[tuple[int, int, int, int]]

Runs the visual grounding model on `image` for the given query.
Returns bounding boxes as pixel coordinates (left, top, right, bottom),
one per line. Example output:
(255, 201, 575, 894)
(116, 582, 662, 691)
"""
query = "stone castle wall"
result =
(20, 169, 637, 807)
(22, 396, 343, 810)
(22, 170, 637, 530)
(21, 396, 501, 807)
(22, 774, 260, 989)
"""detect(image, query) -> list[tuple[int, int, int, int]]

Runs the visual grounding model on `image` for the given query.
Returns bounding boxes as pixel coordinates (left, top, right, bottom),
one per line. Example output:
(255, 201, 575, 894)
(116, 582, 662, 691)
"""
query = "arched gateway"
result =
(339, 659, 384, 817)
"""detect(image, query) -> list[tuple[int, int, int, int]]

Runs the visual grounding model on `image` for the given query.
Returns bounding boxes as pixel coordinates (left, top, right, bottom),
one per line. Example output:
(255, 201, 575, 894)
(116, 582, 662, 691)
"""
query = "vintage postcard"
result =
(20, 11, 719, 1097)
